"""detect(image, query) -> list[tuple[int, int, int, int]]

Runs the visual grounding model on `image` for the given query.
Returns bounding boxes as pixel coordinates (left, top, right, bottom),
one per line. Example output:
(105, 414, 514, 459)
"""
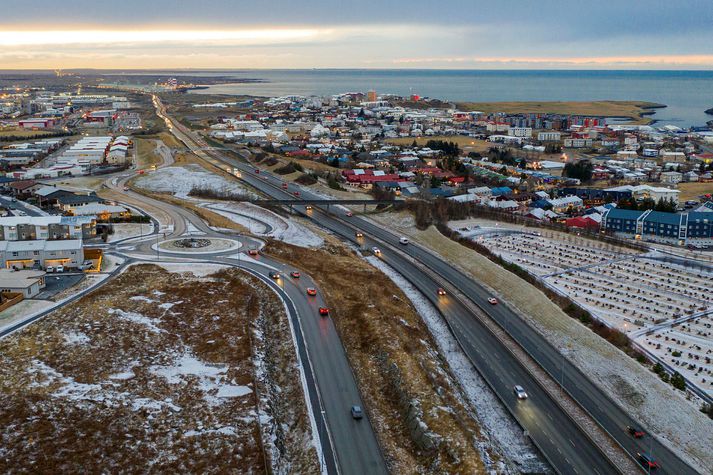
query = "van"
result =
(399, 237, 409, 245)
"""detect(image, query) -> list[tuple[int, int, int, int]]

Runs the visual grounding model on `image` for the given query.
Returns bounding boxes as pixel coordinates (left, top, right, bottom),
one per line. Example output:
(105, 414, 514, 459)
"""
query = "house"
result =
(8, 180, 39, 199)
(0, 268, 46, 298)
(0, 239, 84, 270)
(547, 195, 584, 213)
(660, 171, 683, 185)
(0, 216, 96, 241)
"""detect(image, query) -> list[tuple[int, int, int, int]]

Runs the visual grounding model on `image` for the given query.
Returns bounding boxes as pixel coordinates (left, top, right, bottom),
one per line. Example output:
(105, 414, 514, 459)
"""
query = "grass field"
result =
(456, 101, 663, 125)
(0, 127, 64, 138)
(0, 264, 318, 473)
(676, 181, 713, 201)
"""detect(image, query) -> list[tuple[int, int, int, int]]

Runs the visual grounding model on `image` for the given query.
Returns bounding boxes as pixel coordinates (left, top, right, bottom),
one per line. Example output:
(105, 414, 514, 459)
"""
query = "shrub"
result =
(295, 174, 317, 185)
(274, 163, 297, 175)
(670, 372, 686, 391)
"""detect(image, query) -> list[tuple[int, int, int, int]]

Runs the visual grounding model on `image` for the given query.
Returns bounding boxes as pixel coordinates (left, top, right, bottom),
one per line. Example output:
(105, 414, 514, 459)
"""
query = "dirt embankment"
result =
(265, 239, 496, 474)
(0, 264, 318, 474)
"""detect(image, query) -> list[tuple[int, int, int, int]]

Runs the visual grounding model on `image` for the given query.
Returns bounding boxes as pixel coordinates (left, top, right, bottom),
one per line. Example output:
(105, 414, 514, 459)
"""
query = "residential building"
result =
(660, 171, 683, 185)
(508, 127, 532, 138)
(537, 131, 561, 142)
(563, 138, 593, 148)
(0, 269, 46, 298)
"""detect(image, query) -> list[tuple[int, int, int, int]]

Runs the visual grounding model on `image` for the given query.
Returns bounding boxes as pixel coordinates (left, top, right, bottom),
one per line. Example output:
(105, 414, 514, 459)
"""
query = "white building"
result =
(563, 138, 593, 148)
(537, 131, 561, 142)
(0, 268, 46, 297)
(660, 171, 683, 185)
(508, 127, 532, 138)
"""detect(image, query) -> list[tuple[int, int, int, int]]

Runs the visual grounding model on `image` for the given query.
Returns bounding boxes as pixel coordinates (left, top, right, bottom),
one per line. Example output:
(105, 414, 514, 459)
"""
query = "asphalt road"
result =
(180, 146, 617, 473)
(197, 143, 697, 475)
(158, 97, 700, 474)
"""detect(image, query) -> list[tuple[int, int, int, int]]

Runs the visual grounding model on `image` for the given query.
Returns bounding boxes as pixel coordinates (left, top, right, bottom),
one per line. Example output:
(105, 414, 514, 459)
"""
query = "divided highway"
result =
(156, 97, 700, 474)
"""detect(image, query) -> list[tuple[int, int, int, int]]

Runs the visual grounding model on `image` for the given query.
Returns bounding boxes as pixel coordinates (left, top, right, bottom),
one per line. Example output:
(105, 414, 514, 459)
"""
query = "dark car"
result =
(269, 271, 280, 280)
(350, 405, 363, 419)
(627, 425, 645, 438)
(637, 452, 659, 470)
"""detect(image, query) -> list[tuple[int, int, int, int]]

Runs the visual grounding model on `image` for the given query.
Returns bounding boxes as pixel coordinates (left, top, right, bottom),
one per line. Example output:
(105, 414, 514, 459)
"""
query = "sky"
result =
(1, 0, 713, 70)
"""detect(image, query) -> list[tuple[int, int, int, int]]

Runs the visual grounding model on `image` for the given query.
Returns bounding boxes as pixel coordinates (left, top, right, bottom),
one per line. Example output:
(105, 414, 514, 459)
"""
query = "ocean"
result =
(192, 69, 713, 127)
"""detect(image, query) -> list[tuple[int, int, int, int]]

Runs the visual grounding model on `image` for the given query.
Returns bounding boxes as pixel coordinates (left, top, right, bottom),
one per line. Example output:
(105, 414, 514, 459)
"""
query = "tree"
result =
(654, 197, 677, 213)
(563, 160, 594, 182)
(671, 372, 686, 391)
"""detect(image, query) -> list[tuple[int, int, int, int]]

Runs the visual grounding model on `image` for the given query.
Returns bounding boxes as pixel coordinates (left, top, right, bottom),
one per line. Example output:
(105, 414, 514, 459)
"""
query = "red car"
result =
(627, 426, 645, 438)
(254, 169, 260, 174)
(293, 191, 301, 197)
(306, 287, 317, 296)
(248, 249, 259, 256)
(282, 183, 288, 189)
(318, 307, 330, 316)
(345, 211, 353, 217)
(290, 271, 301, 278)
(637, 453, 659, 470)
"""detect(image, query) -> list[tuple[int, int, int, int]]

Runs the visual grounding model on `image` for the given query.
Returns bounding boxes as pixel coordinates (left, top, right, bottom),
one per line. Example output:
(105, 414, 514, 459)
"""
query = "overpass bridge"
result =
(252, 199, 401, 210)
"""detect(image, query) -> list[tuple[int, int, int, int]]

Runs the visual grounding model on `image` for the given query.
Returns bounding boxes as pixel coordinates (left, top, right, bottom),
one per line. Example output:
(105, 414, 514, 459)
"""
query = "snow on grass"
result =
(133, 164, 256, 199)
(129, 295, 156, 304)
(63, 331, 90, 345)
(108, 308, 164, 334)
(108, 223, 152, 243)
(206, 201, 323, 248)
(365, 255, 547, 473)
(154, 262, 230, 277)
(150, 351, 252, 405)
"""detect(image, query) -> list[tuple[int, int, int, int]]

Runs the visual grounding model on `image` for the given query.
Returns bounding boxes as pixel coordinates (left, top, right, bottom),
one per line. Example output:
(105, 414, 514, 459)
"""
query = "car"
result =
(305, 205, 313, 210)
(290, 271, 301, 278)
(627, 426, 645, 438)
(254, 169, 260, 174)
(268, 271, 280, 280)
(281, 183, 288, 189)
(248, 249, 259, 256)
(350, 405, 363, 420)
(78, 260, 94, 271)
(46, 265, 54, 273)
(637, 452, 659, 470)
(372, 247, 381, 255)
(293, 191, 301, 197)
(55, 265, 64, 273)
(318, 307, 330, 316)
(399, 237, 409, 245)
(345, 211, 353, 217)
(437, 287, 446, 296)
(513, 385, 528, 400)
(123, 186, 129, 191)
(306, 287, 317, 296)
(488, 297, 498, 305)
(355, 231, 364, 238)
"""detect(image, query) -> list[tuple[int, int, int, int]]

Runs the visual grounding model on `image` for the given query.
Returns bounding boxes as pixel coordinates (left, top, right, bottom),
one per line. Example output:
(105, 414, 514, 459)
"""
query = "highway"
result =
(155, 96, 700, 474)
(103, 131, 387, 475)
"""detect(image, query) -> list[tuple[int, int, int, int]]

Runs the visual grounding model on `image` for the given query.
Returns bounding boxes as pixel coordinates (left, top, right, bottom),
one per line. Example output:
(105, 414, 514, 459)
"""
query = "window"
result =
(33, 251, 39, 256)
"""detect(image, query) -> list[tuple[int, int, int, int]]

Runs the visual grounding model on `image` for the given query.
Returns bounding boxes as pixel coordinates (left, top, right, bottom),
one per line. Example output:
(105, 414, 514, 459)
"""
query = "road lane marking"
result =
(569, 438, 576, 447)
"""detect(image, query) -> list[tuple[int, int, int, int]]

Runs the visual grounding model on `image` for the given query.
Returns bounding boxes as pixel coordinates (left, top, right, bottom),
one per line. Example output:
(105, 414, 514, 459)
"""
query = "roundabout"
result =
(153, 236, 242, 254)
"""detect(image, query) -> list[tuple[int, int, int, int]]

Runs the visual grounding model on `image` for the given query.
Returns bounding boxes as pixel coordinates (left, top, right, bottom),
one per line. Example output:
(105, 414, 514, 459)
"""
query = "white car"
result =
(514, 385, 528, 400)
(56, 265, 65, 273)
(488, 297, 498, 305)
(399, 237, 409, 245)
(46, 265, 54, 273)
(372, 247, 381, 255)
